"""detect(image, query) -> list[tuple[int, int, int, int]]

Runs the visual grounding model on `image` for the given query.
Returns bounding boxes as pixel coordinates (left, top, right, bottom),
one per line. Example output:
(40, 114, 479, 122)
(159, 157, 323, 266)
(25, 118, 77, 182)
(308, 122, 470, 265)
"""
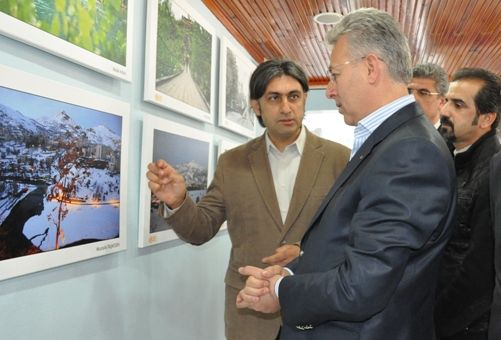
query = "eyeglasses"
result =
(327, 56, 384, 83)
(327, 58, 365, 83)
(408, 88, 441, 98)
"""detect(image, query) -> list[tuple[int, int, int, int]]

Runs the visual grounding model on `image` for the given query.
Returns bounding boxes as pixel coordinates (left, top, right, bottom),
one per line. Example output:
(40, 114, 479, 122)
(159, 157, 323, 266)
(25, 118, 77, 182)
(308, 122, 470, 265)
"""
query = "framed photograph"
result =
(0, 65, 129, 281)
(0, 1, 134, 81)
(144, 0, 217, 123)
(218, 37, 257, 138)
(303, 110, 354, 149)
(138, 114, 213, 247)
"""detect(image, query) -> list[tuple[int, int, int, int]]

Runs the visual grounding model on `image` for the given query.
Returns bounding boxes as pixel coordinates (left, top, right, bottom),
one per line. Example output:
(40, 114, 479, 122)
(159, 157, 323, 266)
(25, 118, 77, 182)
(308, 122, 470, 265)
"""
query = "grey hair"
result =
(413, 63, 449, 95)
(326, 8, 412, 83)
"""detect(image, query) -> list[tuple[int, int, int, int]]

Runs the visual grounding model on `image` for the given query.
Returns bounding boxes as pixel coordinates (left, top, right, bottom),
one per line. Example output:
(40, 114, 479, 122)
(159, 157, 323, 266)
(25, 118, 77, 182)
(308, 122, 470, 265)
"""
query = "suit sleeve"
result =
(279, 138, 453, 325)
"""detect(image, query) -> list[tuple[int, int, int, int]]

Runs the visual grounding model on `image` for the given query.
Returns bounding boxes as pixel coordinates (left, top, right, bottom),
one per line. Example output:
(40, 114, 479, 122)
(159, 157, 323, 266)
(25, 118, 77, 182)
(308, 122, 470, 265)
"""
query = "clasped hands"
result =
(236, 265, 289, 314)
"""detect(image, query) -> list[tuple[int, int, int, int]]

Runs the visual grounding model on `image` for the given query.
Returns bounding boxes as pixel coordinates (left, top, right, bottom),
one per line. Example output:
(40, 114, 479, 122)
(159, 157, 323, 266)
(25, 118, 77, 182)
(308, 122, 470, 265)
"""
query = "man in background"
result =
(236, 8, 456, 340)
(409, 63, 449, 128)
(146, 59, 350, 340)
(435, 68, 501, 339)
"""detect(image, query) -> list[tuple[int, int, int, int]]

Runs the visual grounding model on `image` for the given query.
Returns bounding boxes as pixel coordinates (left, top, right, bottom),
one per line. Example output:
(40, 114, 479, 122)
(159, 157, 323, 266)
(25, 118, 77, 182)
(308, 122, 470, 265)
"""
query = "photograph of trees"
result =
(0, 85, 124, 262)
(224, 47, 255, 130)
(155, 0, 213, 114)
(0, 0, 129, 66)
(218, 38, 256, 137)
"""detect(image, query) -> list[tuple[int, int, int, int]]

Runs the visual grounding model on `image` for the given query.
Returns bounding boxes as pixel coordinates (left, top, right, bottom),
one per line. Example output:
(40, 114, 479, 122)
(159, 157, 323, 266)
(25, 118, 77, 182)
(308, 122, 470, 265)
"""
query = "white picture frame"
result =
(0, 65, 129, 281)
(138, 114, 213, 247)
(216, 139, 242, 232)
(0, 1, 134, 81)
(144, 0, 217, 123)
(303, 110, 355, 149)
(218, 37, 257, 137)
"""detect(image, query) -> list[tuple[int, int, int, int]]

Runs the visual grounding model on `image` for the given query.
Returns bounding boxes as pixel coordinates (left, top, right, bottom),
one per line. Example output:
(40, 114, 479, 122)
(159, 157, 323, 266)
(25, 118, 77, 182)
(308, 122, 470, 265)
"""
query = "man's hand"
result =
(235, 265, 287, 314)
(146, 159, 187, 208)
(262, 244, 300, 266)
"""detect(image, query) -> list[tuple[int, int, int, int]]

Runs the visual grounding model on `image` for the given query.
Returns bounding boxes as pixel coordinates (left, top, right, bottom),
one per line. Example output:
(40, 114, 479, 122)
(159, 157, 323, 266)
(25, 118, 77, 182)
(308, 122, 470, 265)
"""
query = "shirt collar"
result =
(266, 126, 306, 155)
(357, 95, 415, 134)
(454, 144, 472, 155)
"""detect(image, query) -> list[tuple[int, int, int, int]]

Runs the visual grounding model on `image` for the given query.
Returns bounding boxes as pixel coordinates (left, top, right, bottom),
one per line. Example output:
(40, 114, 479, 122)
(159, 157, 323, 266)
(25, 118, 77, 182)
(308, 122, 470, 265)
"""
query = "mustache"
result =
(440, 116, 453, 127)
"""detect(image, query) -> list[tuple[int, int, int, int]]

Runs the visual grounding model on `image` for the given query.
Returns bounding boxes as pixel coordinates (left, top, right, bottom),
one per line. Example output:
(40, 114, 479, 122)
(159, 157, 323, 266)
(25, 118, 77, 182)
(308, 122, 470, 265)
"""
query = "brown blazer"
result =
(166, 128, 350, 339)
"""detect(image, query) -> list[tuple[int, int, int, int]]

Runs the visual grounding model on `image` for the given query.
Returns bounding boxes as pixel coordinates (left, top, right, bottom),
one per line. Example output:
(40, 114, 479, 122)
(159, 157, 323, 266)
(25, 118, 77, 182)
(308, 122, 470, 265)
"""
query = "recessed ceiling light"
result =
(313, 12, 343, 25)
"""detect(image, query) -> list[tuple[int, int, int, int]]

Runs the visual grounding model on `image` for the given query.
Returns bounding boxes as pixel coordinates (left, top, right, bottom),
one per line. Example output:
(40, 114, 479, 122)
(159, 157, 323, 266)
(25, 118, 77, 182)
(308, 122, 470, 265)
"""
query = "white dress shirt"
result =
(265, 126, 306, 223)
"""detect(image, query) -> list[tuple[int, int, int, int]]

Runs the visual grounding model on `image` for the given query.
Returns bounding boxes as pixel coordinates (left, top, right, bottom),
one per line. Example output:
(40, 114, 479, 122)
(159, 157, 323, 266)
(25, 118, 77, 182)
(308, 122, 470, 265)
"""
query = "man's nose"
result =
(280, 97, 292, 113)
(326, 80, 337, 99)
(440, 101, 451, 117)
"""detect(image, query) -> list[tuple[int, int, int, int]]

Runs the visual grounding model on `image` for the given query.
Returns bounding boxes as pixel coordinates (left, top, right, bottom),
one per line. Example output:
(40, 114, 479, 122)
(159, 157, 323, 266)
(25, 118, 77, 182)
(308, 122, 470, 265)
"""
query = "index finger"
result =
(238, 265, 266, 279)
(262, 252, 285, 265)
(147, 160, 170, 175)
(155, 159, 169, 168)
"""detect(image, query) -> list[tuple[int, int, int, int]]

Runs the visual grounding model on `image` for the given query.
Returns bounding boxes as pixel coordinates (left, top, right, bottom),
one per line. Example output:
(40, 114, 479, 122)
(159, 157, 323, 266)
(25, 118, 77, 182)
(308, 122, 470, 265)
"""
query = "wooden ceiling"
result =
(202, 0, 501, 88)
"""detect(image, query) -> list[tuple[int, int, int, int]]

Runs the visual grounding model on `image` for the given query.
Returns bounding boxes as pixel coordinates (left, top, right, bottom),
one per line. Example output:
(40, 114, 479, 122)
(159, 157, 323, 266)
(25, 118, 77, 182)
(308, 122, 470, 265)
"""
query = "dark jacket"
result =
(277, 103, 456, 340)
(435, 129, 501, 338)
(488, 150, 501, 340)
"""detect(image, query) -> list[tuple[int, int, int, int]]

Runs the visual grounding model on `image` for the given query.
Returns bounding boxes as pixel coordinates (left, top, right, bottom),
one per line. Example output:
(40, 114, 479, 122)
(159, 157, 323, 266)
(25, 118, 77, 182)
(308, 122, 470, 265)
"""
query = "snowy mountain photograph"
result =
(149, 128, 210, 233)
(0, 85, 123, 261)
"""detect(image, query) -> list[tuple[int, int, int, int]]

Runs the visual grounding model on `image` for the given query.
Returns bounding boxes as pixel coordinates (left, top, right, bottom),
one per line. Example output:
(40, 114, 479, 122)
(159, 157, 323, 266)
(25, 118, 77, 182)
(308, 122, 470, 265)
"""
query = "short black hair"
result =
(249, 59, 309, 127)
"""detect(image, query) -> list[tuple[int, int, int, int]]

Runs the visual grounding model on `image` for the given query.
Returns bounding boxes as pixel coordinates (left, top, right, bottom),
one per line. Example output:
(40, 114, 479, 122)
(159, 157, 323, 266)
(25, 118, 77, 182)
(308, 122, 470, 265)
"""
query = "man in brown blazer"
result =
(146, 59, 350, 340)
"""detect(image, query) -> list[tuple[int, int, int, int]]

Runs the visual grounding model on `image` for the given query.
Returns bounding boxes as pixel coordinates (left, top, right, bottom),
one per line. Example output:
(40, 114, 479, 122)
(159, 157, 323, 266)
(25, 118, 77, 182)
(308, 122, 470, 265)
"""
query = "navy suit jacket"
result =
(278, 103, 456, 340)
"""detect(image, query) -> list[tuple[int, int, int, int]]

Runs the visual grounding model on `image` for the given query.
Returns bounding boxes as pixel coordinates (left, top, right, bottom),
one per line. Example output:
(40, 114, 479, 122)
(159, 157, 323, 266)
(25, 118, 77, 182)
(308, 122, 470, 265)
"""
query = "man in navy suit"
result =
(236, 8, 456, 340)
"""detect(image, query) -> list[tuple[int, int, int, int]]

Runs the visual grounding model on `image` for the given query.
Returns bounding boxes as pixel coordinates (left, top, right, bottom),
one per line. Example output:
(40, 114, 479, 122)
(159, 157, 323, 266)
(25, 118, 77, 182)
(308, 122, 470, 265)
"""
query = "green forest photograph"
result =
(0, 0, 128, 66)
(154, 0, 213, 114)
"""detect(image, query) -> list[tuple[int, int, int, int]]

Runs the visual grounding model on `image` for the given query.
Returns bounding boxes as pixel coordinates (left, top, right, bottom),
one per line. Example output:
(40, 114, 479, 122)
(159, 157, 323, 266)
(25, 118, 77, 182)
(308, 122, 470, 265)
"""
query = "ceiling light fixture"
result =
(313, 12, 343, 25)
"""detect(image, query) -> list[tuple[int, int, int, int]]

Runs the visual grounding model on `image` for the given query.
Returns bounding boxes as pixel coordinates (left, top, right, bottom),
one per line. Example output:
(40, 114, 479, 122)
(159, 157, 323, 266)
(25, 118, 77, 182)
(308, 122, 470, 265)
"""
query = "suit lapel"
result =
(283, 132, 323, 230)
(307, 103, 421, 226)
(248, 136, 283, 230)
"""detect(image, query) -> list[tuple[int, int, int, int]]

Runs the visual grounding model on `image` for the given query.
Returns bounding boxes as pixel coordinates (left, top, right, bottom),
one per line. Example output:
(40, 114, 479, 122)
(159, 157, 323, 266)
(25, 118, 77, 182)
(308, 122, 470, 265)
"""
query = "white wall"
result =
(0, 1, 347, 339)
(0, 1, 236, 339)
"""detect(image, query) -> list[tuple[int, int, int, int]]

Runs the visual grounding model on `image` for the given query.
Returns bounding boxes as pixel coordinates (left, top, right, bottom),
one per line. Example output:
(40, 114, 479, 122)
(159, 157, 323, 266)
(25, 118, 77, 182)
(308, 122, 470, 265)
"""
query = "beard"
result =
(439, 116, 456, 143)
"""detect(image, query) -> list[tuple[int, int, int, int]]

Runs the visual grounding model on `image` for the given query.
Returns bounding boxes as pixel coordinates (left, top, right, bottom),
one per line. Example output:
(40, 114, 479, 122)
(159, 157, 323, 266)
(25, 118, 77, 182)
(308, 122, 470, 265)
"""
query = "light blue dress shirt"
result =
(350, 95, 415, 159)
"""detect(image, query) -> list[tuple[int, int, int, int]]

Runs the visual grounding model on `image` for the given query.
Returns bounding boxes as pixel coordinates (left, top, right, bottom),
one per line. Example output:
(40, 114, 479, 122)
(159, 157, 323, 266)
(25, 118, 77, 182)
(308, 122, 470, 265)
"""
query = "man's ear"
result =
(479, 112, 497, 129)
(365, 54, 381, 84)
(439, 96, 446, 108)
(251, 99, 261, 117)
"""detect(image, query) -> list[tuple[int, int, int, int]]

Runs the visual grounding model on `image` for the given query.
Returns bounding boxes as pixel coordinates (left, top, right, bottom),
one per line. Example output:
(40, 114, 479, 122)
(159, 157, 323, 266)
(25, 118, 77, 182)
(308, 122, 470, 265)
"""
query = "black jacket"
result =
(489, 150, 501, 340)
(435, 129, 501, 338)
